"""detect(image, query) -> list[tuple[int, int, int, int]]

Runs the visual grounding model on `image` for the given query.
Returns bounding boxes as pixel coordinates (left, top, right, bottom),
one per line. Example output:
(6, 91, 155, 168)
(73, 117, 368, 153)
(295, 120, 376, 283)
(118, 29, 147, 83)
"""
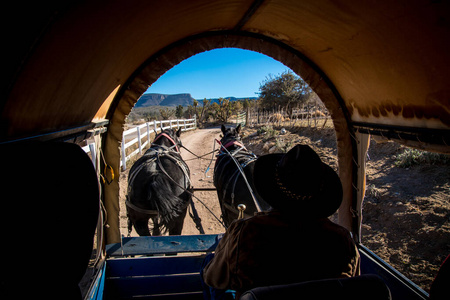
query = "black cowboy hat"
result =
(253, 144, 343, 218)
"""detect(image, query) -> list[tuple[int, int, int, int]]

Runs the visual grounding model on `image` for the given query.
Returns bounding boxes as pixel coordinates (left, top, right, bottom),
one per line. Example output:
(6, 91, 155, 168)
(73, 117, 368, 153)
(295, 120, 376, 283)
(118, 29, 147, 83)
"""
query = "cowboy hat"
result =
(253, 144, 342, 218)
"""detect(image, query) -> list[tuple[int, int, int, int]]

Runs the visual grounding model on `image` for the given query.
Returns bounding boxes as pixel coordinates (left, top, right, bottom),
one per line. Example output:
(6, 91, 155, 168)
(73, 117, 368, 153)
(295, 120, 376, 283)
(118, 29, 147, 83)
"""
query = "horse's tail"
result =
(147, 173, 188, 231)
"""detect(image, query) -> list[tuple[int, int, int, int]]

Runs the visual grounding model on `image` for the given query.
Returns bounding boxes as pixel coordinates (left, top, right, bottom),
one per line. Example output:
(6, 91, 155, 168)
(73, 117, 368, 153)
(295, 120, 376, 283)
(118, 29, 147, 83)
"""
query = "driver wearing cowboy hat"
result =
(203, 144, 360, 298)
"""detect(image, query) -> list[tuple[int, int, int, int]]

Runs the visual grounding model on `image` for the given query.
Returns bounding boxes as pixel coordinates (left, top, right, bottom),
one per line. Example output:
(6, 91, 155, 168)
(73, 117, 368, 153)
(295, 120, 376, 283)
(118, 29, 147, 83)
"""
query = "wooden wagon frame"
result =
(2, 1, 449, 299)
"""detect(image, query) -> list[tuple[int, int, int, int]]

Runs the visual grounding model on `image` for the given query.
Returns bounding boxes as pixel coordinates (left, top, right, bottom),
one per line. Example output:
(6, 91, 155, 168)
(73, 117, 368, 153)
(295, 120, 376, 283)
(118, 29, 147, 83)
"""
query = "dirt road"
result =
(118, 127, 226, 237)
(179, 126, 226, 235)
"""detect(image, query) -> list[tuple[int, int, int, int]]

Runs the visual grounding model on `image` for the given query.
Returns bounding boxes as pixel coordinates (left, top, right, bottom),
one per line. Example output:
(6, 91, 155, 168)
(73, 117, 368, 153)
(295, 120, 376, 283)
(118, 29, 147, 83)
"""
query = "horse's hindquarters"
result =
(127, 150, 192, 236)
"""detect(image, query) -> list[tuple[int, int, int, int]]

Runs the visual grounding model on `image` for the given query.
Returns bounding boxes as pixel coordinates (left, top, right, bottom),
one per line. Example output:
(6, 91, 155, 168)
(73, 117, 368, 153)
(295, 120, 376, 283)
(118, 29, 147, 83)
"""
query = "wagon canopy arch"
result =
(102, 32, 354, 243)
(2, 1, 449, 244)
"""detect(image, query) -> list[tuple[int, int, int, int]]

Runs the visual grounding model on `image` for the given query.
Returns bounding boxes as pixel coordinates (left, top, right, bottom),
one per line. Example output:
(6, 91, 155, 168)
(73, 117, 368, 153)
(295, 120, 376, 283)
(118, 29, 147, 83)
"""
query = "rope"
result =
(156, 160, 227, 229)
(204, 139, 218, 176)
(155, 151, 227, 230)
(191, 191, 227, 229)
(99, 147, 114, 185)
(216, 139, 262, 212)
(181, 144, 218, 161)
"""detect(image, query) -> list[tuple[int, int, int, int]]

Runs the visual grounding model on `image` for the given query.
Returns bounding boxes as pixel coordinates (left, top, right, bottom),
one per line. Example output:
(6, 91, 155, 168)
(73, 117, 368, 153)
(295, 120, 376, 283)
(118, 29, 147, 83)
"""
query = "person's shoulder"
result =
(316, 218, 356, 244)
(236, 210, 290, 231)
(317, 218, 349, 231)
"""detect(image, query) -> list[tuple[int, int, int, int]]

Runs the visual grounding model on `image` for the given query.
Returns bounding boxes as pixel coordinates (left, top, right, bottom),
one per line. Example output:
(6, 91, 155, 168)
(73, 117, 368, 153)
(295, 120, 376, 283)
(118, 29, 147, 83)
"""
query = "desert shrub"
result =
(257, 125, 277, 140)
(275, 137, 294, 153)
(395, 148, 450, 168)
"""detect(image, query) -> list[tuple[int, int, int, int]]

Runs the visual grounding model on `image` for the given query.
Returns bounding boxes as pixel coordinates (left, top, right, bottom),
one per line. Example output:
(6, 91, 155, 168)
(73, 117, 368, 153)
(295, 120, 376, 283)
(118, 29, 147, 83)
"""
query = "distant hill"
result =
(135, 93, 257, 107)
(135, 93, 195, 107)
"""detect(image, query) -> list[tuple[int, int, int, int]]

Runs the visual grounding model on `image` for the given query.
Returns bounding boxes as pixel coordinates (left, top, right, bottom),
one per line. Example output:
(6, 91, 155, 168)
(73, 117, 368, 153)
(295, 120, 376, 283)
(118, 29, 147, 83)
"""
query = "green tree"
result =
(258, 71, 312, 117)
(193, 99, 199, 118)
(231, 100, 243, 115)
(199, 98, 211, 123)
(217, 98, 231, 122)
(211, 102, 220, 121)
(243, 99, 250, 110)
(184, 105, 196, 118)
(175, 105, 184, 118)
(159, 107, 174, 120)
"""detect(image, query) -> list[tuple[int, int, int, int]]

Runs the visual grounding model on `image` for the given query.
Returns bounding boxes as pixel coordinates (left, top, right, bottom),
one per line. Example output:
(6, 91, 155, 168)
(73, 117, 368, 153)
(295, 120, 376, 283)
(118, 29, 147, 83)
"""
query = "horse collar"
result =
(153, 133, 179, 152)
(222, 140, 246, 151)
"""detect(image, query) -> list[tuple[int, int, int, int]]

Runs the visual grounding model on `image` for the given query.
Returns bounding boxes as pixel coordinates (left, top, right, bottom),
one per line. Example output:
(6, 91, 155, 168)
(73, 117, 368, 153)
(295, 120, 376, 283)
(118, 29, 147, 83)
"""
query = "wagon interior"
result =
(2, 1, 449, 299)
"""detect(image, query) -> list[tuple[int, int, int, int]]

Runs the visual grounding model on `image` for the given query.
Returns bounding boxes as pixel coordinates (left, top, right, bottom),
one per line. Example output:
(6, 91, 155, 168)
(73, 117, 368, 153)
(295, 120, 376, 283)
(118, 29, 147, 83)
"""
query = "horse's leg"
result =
(217, 194, 233, 228)
(168, 207, 188, 235)
(152, 217, 161, 236)
(131, 212, 151, 236)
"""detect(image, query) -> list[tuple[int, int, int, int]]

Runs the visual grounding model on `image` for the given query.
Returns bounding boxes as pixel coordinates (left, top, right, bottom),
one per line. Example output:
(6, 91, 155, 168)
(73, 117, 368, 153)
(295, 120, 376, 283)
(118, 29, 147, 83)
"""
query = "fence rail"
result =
(245, 106, 329, 128)
(83, 117, 196, 171)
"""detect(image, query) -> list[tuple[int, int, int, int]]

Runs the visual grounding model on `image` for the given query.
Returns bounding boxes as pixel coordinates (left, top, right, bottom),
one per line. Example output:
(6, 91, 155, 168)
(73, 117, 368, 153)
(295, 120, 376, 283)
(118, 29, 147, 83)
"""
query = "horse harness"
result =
(126, 144, 192, 217)
(215, 140, 257, 213)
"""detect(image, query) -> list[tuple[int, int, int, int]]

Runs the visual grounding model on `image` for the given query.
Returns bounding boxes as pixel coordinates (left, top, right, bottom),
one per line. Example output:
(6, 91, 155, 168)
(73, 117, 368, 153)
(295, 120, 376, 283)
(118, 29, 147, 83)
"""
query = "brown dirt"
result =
(240, 125, 449, 293)
(362, 139, 450, 291)
(118, 124, 449, 292)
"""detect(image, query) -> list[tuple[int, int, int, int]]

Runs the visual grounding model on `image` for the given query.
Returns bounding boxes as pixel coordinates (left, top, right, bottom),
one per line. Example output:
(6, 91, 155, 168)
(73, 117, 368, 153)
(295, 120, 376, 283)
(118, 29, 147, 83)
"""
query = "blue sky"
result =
(144, 48, 292, 99)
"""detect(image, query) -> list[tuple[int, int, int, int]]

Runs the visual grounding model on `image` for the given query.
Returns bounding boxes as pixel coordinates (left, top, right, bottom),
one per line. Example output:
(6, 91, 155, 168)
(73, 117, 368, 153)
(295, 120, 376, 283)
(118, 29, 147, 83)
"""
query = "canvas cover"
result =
(2, 0, 449, 243)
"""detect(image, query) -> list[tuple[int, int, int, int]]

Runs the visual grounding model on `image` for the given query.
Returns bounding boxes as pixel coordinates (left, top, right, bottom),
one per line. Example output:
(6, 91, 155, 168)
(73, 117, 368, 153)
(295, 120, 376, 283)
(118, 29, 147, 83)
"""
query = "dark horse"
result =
(214, 124, 271, 226)
(126, 128, 192, 236)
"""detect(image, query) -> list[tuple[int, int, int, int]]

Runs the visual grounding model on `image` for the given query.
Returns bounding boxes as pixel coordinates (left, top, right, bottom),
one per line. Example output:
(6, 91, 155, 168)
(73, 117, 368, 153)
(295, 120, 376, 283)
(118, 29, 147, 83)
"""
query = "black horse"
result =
(214, 124, 271, 226)
(126, 128, 192, 236)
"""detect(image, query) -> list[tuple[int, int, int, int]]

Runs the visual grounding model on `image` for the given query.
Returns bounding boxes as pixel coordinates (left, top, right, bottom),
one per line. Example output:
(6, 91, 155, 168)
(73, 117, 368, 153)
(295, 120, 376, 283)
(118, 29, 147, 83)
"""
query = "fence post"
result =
(194, 115, 197, 128)
(177, 119, 180, 129)
(121, 136, 127, 171)
(301, 104, 304, 127)
(184, 119, 187, 129)
(307, 103, 311, 127)
(137, 126, 142, 155)
(246, 107, 250, 126)
(146, 122, 150, 146)
(153, 120, 157, 133)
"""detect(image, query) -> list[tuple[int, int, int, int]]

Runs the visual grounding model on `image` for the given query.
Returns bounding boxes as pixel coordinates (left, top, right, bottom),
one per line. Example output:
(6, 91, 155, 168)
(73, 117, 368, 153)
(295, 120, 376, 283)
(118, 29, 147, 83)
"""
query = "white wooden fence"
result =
(82, 117, 196, 171)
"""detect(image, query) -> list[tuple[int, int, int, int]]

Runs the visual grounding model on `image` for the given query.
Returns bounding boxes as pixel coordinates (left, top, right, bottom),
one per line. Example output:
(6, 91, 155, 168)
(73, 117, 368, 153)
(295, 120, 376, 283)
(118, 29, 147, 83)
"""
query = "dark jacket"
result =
(203, 210, 360, 294)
